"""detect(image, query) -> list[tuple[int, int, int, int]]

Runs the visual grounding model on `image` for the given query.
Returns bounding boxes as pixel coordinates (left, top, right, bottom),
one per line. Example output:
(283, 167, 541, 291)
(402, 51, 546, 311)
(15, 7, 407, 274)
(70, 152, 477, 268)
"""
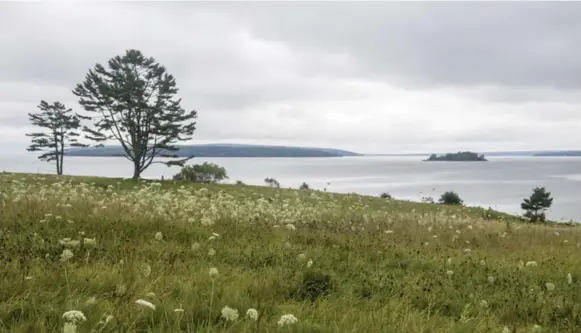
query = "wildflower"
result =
(174, 308, 184, 313)
(526, 261, 538, 267)
(154, 232, 163, 241)
(209, 267, 219, 278)
(567, 273, 572, 284)
(246, 308, 258, 321)
(278, 314, 298, 326)
(191, 242, 201, 251)
(545, 282, 555, 291)
(284, 241, 292, 248)
(24, 276, 32, 280)
(488, 276, 496, 284)
(463, 248, 472, 256)
(286, 224, 296, 231)
(135, 299, 156, 310)
(307, 259, 313, 268)
(63, 322, 77, 333)
(104, 315, 114, 323)
(39, 219, 46, 223)
(115, 284, 127, 296)
(208, 248, 216, 256)
(446, 270, 454, 277)
(479, 300, 488, 308)
(447, 257, 452, 265)
(60, 249, 74, 262)
(532, 324, 542, 332)
(221, 306, 239, 321)
(297, 253, 307, 261)
(384, 230, 394, 234)
(56, 215, 62, 220)
(502, 327, 510, 333)
(85, 296, 97, 305)
(208, 235, 217, 241)
(201, 216, 214, 226)
(455, 230, 461, 234)
(141, 264, 152, 277)
(480, 260, 486, 266)
(146, 292, 156, 298)
(83, 238, 97, 247)
(62, 310, 87, 323)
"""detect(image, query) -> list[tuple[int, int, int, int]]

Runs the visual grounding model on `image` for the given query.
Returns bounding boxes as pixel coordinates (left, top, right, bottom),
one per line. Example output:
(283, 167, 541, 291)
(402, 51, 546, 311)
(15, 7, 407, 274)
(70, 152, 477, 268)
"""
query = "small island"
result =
(425, 151, 488, 162)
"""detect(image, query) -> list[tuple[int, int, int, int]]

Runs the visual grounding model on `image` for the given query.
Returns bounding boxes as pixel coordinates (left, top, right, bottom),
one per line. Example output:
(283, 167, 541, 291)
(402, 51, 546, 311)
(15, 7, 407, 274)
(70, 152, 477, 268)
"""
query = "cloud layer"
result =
(1, 2, 580, 154)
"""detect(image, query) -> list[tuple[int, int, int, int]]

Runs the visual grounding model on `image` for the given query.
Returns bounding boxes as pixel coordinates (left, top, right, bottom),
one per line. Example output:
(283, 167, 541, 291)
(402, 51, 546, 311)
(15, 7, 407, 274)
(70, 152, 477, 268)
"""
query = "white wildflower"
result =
(208, 248, 216, 256)
(502, 327, 510, 333)
(246, 308, 258, 321)
(480, 260, 486, 266)
(62, 310, 87, 323)
(115, 284, 127, 296)
(384, 230, 394, 234)
(545, 282, 555, 291)
(567, 273, 572, 284)
(141, 264, 152, 277)
(447, 257, 452, 265)
(488, 276, 496, 284)
(463, 248, 472, 256)
(286, 224, 296, 231)
(174, 308, 184, 313)
(146, 292, 156, 298)
(191, 242, 201, 251)
(154, 232, 163, 241)
(60, 249, 74, 262)
(63, 322, 77, 333)
(201, 216, 214, 226)
(209, 267, 219, 278)
(85, 296, 97, 305)
(479, 300, 488, 308)
(526, 261, 538, 267)
(278, 314, 298, 326)
(135, 299, 156, 310)
(446, 270, 454, 277)
(221, 306, 239, 321)
(83, 238, 97, 247)
(532, 324, 542, 332)
(297, 253, 307, 261)
(307, 259, 313, 268)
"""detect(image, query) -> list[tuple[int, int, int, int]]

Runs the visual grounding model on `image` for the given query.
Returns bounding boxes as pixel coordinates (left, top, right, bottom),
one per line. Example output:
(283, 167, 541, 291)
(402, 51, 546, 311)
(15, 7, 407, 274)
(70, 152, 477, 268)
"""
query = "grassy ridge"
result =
(0, 173, 580, 333)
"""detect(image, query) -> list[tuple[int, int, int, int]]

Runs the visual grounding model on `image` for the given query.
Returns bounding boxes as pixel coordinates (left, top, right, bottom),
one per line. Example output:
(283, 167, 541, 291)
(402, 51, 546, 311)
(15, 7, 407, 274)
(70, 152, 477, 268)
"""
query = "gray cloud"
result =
(0, 2, 580, 154)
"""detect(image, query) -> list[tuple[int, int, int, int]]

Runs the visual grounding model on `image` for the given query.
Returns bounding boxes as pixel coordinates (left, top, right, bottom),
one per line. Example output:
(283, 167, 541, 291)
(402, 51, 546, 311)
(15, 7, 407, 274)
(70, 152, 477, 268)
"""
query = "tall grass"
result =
(0, 173, 580, 333)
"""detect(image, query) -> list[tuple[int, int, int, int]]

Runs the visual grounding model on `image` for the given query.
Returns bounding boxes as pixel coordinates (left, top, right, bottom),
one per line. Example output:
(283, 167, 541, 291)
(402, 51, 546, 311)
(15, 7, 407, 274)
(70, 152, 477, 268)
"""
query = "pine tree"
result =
(72, 49, 198, 180)
(26, 101, 87, 175)
(521, 187, 554, 222)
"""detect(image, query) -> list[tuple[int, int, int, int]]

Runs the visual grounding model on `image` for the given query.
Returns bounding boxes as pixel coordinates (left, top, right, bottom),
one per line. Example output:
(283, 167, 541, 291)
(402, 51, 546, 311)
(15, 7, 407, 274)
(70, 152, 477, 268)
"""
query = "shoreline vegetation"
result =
(1, 172, 581, 333)
(425, 151, 488, 162)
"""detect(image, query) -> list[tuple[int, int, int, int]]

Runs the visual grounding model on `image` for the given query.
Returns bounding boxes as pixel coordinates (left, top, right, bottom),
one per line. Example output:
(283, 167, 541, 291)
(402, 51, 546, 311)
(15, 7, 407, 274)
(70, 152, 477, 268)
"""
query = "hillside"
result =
(65, 144, 360, 158)
(1, 173, 580, 333)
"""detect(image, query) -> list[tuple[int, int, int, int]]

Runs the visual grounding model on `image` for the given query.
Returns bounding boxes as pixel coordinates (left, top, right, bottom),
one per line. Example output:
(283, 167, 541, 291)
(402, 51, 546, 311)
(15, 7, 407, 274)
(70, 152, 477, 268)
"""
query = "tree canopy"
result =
(72, 49, 198, 179)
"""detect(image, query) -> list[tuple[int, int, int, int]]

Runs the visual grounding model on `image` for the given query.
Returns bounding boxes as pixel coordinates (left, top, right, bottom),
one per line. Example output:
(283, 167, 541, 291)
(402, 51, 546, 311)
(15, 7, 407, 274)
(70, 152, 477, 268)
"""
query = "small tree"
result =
(439, 191, 463, 205)
(299, 182, 310, 190)
(264, 177, 280, 188)
(73, 49, 198, 180)
(380, 192, 392, 199)
(521, 187, 553, 222)
(26, 101, 87, 175)
(173, 162, 228, 183)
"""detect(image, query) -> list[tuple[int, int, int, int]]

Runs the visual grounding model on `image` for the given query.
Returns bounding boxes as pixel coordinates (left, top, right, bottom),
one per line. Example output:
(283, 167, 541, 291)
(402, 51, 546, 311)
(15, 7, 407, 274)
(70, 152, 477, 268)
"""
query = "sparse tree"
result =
(26, 101, 87, 175)
(73, 49, 198, 180)
(299, 182, 310, 190)
(521, 187, 553, 222)
(264, 177, 280, 188)
(380, 192, 392, 199)
(439, 191, 463, 205)
(173, 162, 228, 183)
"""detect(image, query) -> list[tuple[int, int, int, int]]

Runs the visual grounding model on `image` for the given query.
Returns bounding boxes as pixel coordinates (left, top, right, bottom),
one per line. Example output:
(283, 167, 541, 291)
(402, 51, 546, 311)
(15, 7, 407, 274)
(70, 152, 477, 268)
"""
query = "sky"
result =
(1, 1, 580, 154)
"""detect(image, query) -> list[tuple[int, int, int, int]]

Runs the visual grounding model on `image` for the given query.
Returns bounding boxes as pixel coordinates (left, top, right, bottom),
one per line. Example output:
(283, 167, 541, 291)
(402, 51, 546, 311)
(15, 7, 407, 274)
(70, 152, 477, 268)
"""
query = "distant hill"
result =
(65, 144, 361, 158)
(425, 151, 488, 162)
(533, 151, 581, 157)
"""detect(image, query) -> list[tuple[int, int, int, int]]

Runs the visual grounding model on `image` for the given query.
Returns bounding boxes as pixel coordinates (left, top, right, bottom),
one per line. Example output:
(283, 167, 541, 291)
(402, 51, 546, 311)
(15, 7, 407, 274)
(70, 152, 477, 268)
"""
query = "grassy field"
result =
(1, 173, 580, 333)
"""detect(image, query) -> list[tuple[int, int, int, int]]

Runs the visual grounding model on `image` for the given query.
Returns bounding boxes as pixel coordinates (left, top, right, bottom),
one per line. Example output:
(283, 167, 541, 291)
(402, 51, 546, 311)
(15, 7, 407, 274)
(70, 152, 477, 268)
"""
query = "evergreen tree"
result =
(521, 187, 554, 222)
(26, 101, 87, 175)
(72, 49, 198, 180)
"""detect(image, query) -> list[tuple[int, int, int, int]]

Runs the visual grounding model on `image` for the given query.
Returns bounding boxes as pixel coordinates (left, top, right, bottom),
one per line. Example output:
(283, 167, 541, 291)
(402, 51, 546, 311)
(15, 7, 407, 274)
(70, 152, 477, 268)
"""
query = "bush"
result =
(521, 187, 553, 222)
(438, 191, 463, 205)
(264, 177, 280, 188)
(380, 192, 392, 199)
(172, 162, 228, 183)
(299, 182, 310, 190)
(235, 180, 245, 185)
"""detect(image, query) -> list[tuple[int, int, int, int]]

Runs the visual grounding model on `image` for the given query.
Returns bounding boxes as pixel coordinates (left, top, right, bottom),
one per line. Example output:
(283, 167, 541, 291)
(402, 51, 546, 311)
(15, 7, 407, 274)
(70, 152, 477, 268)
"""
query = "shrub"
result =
(235, 180, 245, 185)
(438, 191, 463, 205)
(521, 187, 553, 222)
(172, 162, 228, 183)
(380, 192, 392, 199)
(264, 177, 280, 188)
(299, 182, 310, 190)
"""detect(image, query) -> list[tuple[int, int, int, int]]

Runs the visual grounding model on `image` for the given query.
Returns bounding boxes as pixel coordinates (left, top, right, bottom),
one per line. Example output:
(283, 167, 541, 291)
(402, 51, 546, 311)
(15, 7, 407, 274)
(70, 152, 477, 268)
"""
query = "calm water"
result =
(1, 154, 580, 222)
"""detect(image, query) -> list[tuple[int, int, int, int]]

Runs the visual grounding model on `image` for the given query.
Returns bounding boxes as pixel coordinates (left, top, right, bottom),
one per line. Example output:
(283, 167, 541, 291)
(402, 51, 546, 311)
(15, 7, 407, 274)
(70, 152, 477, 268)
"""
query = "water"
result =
(1, 154, 580, 222)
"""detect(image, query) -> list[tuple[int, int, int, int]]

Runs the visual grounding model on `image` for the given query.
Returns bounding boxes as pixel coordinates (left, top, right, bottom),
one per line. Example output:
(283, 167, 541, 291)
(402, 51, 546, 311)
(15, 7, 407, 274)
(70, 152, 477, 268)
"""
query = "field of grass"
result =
(1, 173, 580, 333)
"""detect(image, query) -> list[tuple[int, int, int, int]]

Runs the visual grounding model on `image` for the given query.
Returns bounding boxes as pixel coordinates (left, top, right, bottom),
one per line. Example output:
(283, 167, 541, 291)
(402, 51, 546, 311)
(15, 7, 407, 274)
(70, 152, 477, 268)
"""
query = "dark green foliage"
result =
(172, 162, 228, 183)
(264, 177, 280, 188)
(438, 191, 463, 205)
(72, 49, 198, 179)
(380, 192, 392, 199)
(26, 101, 87, 175)
(299, 182, 310, 190)
(521, 187, 553, 222)
(292, 270, 334, 301)
(235, 180, 245, 185)
(426, 152, 487, 162)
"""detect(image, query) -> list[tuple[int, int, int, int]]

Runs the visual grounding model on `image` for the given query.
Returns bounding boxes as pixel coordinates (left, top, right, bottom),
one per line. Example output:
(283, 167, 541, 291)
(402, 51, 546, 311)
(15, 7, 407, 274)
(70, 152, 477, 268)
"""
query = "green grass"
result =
(0, 173, 580, 333)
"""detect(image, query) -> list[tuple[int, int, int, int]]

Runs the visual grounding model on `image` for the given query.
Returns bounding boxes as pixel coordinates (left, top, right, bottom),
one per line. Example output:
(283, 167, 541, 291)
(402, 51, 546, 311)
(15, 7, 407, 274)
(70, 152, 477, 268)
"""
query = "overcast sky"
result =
(1, 2, 580, 154)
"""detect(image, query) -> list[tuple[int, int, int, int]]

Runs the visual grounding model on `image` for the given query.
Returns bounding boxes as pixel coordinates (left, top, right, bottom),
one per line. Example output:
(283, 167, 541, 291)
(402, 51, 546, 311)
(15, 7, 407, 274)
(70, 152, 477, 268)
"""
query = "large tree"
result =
(26, 101, 87, 175)
(72, 49, 198, 180)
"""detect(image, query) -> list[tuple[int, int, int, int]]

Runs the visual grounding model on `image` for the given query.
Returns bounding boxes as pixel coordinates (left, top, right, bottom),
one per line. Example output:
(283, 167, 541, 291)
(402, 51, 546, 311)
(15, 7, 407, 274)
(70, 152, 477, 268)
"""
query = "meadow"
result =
(0, 173, 580, 333)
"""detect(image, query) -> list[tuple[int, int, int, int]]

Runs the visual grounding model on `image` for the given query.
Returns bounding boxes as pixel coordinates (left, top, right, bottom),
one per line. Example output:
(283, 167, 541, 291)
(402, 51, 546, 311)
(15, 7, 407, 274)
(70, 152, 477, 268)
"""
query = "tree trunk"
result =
(132, 162, 141, 180)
